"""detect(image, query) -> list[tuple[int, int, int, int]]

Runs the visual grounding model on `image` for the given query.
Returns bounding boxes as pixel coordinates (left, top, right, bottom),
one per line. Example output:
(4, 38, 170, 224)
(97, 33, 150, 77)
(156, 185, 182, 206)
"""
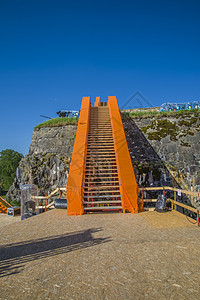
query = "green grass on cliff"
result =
(122, 109, 200, 119)
(35, 117, 78, 129)
(35, 109, 200, 128)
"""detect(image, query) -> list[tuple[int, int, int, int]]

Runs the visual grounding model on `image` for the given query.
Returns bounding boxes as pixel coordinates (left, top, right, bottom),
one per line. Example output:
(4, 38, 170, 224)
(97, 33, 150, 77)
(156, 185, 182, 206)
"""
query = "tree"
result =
(0, 149, 23, 192)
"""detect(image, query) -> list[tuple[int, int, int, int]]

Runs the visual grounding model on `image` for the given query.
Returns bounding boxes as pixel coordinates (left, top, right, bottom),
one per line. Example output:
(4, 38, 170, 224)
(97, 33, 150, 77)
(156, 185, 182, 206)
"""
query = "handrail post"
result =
(45, 194, 48, 212)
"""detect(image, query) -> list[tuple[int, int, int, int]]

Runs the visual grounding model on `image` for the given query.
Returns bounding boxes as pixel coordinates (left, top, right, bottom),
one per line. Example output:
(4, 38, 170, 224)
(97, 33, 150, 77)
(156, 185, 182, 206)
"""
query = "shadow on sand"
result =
(0, 227, 111, 278)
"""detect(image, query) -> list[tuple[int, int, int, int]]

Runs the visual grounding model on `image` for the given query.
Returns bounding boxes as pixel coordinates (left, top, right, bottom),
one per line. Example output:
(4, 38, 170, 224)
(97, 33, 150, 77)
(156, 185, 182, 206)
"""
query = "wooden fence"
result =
(34, 185, 200, 226)
(140, 186, 200, 226)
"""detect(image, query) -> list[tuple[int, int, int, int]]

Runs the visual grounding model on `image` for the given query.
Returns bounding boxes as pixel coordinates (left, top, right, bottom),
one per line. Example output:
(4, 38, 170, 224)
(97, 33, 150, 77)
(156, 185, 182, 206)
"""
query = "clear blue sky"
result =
(0, 0, 200, 155)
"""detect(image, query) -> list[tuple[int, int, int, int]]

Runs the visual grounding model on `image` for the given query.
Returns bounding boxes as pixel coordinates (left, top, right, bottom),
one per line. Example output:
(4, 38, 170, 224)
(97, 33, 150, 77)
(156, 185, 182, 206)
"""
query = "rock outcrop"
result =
(7, 125, 77, 202)
(29, 125, 77, 155)
(122, 111, 200, 207)
(133, 112, 200, 191)
(7, 111, 200, 208)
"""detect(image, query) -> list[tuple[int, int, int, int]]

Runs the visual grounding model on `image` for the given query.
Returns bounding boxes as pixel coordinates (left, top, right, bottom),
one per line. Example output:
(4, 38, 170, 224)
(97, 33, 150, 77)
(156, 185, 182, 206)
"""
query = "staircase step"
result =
(85, 173, 118, 177)
(87, 146, 114, 148)
(87, 144, 114, 146)
(85, 179, 118, 182)
(84, 190, 120, 194)
(85, 165, 117, 168)
(85, 168, 117, 171)
(86, 162, 117, 168)
(85, 174, 118, 177)
(86, 159, 116, 162)
(88, 135, 112, 137)
(88, 137, 113, 139)
(85, 181, 119, 185)
(84, 206, 123, 210)
(83, 195, 121, 199)
(85, 172, 118, 175)
(87, 150, 115, 152)
(87, 140, 113, 142)
(89, 125, 111, 127)
(85, 176, 118, 179)
(86, 155, 116, 157)
(85, 185, 120, 190)
(89, 130, 112, 132)
(83, 201, 121, 204)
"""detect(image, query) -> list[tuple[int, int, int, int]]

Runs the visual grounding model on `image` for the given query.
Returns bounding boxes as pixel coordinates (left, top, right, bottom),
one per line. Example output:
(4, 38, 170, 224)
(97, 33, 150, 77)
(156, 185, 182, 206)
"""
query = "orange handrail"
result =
(108, 96, 139, 213)
(66, 97, 91, 215)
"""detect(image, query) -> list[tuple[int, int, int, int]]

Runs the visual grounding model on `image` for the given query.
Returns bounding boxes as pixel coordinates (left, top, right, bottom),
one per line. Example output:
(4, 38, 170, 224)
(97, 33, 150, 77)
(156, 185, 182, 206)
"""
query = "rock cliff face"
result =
(29, 125, 77, 155)
(132, 113, 200, 191)
(7, 112, 200, 207)
(7, 125, 77, 202)
(122, 111, 200, 207)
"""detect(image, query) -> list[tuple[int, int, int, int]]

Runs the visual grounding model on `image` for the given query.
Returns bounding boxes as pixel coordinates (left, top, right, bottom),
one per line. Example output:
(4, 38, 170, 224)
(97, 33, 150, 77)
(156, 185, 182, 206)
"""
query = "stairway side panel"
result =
(67, 97, 91, 215)
(108, 96, 139, 213)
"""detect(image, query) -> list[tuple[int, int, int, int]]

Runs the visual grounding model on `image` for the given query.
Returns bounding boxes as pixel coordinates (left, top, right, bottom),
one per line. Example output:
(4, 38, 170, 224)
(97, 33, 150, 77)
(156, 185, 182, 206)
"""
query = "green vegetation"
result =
(125, 108, 199, 143)
(0, 149, 23, 192)
(180, 141, 191, 147)
(0, 193, 7, 198)
(35, 117, 78, 129)
(0, 192, 20, 207)
(133, 161, 162, 182)
(141, 117, 197, 142)
(178, 117, 198, 127)
(123, 112, 200, 151)
(142, 119, 179, 141)
(122, 108, 200, 119)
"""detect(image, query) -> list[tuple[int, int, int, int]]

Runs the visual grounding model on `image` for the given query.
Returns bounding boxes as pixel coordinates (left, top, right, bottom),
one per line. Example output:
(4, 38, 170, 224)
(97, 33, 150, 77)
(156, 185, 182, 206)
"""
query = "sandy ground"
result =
(0, 209, 200, 300)
(0, 214, 21, 228)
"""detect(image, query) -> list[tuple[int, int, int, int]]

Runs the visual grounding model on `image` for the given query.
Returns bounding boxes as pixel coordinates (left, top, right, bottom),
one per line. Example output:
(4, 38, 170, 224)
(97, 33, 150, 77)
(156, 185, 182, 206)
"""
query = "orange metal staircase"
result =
(83, 105, 122, 212)
(66, 96, 139, 215)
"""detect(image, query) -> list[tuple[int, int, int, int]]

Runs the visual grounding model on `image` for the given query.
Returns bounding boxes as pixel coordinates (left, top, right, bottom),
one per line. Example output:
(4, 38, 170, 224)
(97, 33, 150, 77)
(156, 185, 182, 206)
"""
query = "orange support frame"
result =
(94, 96, 101, 107)
(108, 96, 139, 213)
(66, 97, 91, 215)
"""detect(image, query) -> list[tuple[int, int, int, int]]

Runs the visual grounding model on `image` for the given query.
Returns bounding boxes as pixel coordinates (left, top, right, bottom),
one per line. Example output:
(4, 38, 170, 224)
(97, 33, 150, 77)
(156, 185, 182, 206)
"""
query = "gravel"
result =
(0, 210, 200, 299)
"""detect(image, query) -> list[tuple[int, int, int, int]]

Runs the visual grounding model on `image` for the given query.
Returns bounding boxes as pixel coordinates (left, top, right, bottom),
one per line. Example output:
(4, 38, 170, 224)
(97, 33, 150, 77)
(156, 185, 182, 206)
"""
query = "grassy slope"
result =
(122, 109, 200, 119)
(35, 117, 78, 129)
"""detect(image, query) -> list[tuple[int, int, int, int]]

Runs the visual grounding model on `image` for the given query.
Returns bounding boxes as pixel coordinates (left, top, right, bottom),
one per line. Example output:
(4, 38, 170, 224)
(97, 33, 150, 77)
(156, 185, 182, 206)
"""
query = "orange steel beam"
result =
(66, 97, 91, 215)
(108, 96, 139, 213)
(94, 96, 101, 107)
(0, 196, 12, 208)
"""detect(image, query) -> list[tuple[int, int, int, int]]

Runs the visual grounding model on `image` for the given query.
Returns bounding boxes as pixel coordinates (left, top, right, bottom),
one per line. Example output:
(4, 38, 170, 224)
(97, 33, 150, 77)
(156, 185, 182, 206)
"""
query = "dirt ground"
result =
(0, 210, 200, 300)
(0, 214, 21, 228)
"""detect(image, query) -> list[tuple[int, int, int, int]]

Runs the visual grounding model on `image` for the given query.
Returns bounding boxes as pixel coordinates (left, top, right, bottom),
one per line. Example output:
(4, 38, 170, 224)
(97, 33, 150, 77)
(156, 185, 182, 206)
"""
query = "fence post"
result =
(174, 190, 176, 211)
(163, 187, 165, 196)
(197, 210, 199, 227)
(45, 194, 48, 212)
